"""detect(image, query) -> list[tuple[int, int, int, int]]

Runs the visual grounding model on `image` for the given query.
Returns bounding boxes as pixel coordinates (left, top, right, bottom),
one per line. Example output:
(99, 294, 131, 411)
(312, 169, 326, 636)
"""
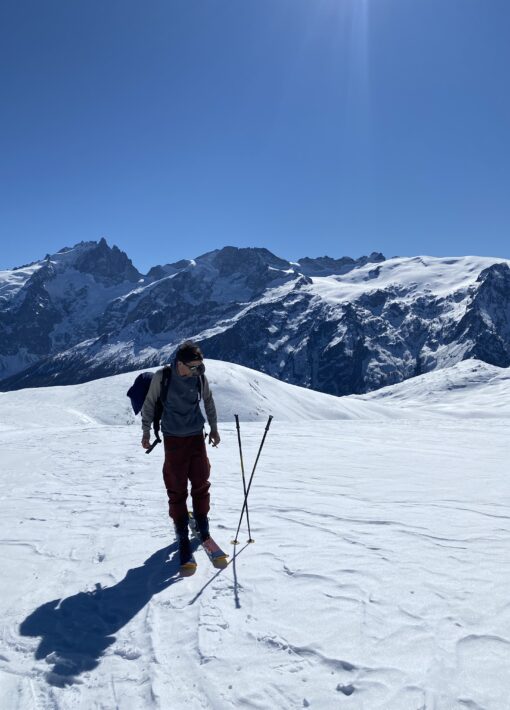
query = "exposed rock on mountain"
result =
(296, 252, 385, 276)
(0, 241, 509, 394)
(73, 237, 142, 284)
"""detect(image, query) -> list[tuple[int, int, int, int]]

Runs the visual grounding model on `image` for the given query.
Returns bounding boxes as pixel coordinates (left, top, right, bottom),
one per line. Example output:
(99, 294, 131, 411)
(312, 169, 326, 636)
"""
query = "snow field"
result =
(0, 361, 509, 709)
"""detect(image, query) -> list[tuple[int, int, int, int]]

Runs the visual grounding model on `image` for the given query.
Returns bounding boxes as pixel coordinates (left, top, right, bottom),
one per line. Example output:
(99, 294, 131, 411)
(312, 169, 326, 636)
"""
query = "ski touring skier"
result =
(141, 341, 220, 567)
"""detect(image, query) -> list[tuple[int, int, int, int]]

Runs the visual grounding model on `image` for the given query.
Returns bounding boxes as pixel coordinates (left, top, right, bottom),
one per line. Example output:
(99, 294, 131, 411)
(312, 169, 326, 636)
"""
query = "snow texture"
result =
(0, 360, 509, 709)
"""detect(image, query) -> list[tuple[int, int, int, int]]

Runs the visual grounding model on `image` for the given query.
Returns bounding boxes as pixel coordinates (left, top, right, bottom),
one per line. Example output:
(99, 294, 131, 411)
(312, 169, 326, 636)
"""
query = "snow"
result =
(308, 255, 510, 304)
(0, 244, 97, 304)
(0, 360, 390, 431)
(357, 360, 510, 418)
(0, 264, 43, 303)
(1, 360, 509, 708)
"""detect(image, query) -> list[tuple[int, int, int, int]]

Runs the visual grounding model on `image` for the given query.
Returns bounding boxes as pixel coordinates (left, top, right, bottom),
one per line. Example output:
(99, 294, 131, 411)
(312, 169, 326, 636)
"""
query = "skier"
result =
(141, 341, 220, 566)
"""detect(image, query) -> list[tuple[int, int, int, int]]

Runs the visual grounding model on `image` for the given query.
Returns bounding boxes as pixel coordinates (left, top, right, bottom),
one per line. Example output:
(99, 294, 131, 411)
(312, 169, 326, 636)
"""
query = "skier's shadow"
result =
(19, 544, 180, 686)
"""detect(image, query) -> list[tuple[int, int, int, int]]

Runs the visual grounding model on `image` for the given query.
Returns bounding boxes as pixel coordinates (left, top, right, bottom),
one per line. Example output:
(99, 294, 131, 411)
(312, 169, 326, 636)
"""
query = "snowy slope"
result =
(0, 263, 42, 302)
(356, 360, 510, 418)
(308, 254, 507, 303)
(1, 363, 509, 709)
(0, 240, 141, 382)
(0, 360, 399, 433)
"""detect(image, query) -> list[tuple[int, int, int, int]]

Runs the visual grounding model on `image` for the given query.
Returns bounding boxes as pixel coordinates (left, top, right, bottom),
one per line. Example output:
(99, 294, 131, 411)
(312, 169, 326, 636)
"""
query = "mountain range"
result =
(1, 238, 509, 394)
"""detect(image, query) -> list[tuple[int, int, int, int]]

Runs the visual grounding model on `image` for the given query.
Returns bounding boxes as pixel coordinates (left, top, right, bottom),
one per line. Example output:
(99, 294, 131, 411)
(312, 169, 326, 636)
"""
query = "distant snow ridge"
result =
(357, 359, 510, 418)
(0, 359, 381, 430)
(1, 240, 509, 395)
(1, 359, 508, 433)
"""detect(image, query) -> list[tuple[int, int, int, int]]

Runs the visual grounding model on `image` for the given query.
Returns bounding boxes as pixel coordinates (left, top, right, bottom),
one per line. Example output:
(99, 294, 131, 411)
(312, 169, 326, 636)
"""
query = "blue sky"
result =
(1, 0, 509, 273)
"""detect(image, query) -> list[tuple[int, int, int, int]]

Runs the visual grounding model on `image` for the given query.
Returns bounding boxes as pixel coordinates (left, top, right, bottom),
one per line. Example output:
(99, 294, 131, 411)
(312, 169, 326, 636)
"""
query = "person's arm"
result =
(203, 376, 220, 446)
(141, 370, 163, 447)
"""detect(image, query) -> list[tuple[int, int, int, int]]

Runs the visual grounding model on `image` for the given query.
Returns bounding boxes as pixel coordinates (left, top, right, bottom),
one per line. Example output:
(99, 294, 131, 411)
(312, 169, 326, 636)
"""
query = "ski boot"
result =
(193, 513, 210, 542)
(174, 518, 193, 567)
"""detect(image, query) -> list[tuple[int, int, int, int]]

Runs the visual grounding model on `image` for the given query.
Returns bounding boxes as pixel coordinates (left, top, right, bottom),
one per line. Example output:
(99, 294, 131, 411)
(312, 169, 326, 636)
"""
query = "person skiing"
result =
(141, 341, 220, 566)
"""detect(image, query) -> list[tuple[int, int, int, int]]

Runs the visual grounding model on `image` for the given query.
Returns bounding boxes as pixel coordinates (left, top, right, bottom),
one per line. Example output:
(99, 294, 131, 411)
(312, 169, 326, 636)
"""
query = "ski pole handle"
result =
(145, 435, 162, 454)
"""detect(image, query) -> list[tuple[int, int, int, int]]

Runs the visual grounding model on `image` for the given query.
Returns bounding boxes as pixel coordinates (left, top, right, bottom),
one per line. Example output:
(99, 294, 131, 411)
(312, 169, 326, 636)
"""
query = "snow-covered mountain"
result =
(1, 361, 509, 707)
(1, 239, 509, 394)
(0, 239, 142, 382)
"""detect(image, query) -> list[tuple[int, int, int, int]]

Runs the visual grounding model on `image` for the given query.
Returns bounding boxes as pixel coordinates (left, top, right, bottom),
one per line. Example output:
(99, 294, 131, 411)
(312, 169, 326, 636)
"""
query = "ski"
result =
(188, 513, 229, 569)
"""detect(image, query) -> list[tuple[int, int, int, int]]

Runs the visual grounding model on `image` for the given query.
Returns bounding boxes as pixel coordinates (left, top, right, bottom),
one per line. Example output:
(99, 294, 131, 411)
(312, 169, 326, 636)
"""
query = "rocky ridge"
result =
(0, 240, 508, 394)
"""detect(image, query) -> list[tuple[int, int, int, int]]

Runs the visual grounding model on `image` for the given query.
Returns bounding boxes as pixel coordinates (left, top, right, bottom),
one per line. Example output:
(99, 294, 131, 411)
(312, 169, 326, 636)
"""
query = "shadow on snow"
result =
(19, 544, 180, 686)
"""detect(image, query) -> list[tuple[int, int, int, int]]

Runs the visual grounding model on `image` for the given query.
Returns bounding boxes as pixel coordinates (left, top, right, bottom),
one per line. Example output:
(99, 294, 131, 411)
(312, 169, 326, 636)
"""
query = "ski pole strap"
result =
(145, 434, 162, 454)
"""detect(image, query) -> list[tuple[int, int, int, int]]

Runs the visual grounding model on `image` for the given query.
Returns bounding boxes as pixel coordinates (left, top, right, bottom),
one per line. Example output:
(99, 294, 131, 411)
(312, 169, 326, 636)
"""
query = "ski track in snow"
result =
(1, 379, 510, 707)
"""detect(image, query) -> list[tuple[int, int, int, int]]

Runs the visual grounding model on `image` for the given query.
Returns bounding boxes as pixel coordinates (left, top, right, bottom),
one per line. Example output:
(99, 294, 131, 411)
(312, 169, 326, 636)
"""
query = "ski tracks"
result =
(2, 420, 510, 708)
(149, 563, 239, 709)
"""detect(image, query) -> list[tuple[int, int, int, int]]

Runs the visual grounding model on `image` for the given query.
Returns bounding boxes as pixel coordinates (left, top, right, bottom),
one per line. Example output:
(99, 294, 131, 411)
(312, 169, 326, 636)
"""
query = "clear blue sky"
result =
(1, 0, 509, 273)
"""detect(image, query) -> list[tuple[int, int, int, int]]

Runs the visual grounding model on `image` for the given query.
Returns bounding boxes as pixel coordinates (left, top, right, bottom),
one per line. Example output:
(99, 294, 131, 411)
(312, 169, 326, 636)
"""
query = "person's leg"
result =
(163, 436, 195, 564)
(188, 435, 211, 539)
(162, 436, 192, 522)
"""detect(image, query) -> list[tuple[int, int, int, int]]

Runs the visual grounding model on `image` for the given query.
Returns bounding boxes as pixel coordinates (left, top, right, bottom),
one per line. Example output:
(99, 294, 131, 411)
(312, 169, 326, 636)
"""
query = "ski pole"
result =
(234, 415, 253, 543)
(232, 415, 273, 545)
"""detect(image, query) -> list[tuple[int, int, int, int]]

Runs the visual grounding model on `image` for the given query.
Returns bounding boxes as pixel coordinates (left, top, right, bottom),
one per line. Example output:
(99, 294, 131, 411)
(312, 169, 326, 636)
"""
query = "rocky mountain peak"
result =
(73, 239, 141, 284)
(476, 261, 510, 289)
(296, 252, 385, 276)
(205, 246, 290, 276)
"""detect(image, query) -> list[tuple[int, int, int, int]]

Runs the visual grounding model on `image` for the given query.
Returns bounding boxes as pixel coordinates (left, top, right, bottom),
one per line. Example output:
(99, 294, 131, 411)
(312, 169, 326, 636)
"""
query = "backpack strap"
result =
(160, 365, 173, 403)
(153, 366, 172, 441)
(197, 373, 205, 401)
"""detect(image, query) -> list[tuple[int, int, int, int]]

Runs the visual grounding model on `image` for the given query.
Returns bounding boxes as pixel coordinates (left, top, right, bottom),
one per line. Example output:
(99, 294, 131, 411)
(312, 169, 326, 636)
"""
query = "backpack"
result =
(127, 365, 204, 453)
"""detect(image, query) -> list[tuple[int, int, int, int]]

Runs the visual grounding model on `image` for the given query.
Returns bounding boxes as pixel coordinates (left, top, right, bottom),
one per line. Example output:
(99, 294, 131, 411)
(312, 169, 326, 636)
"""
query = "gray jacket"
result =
(141, 367, 218, 438)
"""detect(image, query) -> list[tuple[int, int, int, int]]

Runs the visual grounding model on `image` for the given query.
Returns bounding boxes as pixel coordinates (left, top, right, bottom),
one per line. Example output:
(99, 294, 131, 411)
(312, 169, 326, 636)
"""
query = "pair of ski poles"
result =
(232, 414, 273, 545)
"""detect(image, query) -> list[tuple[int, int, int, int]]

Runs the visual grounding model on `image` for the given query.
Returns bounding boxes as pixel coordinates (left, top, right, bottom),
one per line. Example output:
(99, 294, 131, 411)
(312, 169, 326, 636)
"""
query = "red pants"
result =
(162, 434, 211, 522)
